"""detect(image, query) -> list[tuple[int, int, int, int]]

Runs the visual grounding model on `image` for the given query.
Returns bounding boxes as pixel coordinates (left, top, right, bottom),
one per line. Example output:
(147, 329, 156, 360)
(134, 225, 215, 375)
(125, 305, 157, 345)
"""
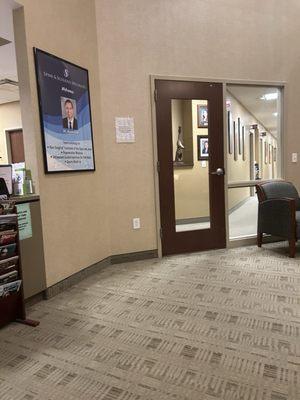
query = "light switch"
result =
(133, 218, 141, 229)
(292, 153, 298, 163)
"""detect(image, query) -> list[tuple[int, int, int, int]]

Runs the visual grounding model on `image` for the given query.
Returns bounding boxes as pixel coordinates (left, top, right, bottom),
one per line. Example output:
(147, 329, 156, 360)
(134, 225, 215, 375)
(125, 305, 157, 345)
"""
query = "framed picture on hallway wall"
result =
(197, 136, 209, 160)
(264, 142, 268, 164)
(242, 126, 245, 161)
(238, 118, 242, 155)
(233, 120, 237, 161)
(34, 48, 95, 173)
(227, 111, 232, 154)
(273, 146, 277, 162)
(197, 105, 208, 128)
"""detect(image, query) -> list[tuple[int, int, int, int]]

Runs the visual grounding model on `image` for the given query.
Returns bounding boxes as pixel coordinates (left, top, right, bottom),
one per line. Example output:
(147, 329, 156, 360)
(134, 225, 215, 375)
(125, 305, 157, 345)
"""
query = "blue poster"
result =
(34, 48, 95, 172)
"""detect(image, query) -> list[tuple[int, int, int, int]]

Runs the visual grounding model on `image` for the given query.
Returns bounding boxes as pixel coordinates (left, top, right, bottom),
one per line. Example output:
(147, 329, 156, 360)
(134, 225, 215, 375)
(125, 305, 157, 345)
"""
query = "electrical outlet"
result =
(133, 218, 141, 229)
(292, 153, 298, 163)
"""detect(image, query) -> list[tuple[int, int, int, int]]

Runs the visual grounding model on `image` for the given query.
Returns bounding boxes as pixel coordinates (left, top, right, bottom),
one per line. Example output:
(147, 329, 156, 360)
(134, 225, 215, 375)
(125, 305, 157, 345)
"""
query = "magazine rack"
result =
(0, 200, 39, 329)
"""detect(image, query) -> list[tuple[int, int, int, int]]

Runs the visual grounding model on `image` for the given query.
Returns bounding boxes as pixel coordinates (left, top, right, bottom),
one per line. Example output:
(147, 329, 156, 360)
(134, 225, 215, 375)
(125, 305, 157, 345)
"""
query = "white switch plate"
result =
(292, 153, 298, 163)
(133, 218, 141, 229)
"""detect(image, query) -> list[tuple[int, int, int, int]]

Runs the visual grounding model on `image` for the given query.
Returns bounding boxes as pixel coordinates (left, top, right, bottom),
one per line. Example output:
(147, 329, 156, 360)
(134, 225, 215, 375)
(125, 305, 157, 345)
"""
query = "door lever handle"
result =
(211, 167, 224, 176)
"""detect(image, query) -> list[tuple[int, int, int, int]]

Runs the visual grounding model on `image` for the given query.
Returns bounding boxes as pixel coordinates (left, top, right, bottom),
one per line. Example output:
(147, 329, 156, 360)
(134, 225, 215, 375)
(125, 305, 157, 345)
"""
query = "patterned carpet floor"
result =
(0, 243, 299, 400)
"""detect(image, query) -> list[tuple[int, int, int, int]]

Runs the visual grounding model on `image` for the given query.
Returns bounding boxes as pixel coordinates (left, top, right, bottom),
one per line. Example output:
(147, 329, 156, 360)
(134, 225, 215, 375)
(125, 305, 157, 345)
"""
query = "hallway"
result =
(0, 244, 299, 400)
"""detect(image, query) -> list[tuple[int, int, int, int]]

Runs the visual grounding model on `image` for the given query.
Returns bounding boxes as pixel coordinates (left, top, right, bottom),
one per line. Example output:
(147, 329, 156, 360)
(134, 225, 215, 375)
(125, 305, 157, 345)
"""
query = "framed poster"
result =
(197, 105, 208, 128)
(197, 135, 209, 160)
(34, 48, 95, 173)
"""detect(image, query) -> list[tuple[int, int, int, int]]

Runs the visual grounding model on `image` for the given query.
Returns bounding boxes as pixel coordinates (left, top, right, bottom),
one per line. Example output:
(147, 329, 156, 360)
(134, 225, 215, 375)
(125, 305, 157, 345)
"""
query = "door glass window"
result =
(171, 99, 210, 232)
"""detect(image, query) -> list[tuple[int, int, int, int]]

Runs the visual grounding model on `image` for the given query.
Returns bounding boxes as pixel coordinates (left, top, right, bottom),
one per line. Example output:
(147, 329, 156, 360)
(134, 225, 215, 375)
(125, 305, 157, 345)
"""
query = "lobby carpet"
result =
(0, 243, 299, 400)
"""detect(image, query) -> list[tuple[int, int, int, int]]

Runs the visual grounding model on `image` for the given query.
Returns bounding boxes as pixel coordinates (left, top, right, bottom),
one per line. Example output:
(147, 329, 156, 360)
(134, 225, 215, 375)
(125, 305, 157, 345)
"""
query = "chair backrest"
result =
(256, 181, 299, 203)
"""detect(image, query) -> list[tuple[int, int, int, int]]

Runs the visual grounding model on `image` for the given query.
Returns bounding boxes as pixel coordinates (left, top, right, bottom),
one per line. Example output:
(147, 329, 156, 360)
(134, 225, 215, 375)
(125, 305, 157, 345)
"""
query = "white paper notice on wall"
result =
(115, 117, 135, 143)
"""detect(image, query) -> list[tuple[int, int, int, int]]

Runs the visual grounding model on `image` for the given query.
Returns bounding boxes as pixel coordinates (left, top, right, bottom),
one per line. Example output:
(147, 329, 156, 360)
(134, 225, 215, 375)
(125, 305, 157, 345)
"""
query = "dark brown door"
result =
(155, 79, 226, 255)
(8, 129, 25, 163)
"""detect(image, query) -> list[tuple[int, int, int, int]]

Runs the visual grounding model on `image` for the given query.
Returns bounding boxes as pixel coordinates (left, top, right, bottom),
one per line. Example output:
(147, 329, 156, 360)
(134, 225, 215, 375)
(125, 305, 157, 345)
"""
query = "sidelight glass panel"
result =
(171, 99, 210, 232)
(226, 86, 281, 183)
(228, 187, 258, 239)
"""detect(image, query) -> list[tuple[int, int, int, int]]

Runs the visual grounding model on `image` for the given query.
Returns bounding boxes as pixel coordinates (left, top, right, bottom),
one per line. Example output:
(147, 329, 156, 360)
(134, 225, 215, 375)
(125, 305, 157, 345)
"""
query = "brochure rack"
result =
(0, 200, 39, 328)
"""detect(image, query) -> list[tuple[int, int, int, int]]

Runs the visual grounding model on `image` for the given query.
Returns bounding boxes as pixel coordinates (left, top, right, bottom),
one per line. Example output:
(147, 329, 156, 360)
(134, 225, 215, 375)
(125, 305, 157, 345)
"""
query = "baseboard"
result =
(25, 292, 44, 307)
(111, 249, 158, 264)
(44, 256, 111, 299)
(43, 250, 158, 300)
(228, 196, 252, 215)
(176, 216, 210, 225)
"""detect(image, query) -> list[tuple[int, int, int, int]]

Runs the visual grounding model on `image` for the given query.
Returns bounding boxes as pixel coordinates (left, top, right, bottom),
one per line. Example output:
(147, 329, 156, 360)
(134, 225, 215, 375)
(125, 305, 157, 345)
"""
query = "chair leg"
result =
(257, 233, 263, 248)
(289, 239, 296, 258)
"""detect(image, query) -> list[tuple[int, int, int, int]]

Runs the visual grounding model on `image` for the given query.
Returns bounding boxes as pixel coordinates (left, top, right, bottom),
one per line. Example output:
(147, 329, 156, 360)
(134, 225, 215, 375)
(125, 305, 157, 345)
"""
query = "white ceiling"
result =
(0, 0, 20, 104)
(227, 85, 280, 137)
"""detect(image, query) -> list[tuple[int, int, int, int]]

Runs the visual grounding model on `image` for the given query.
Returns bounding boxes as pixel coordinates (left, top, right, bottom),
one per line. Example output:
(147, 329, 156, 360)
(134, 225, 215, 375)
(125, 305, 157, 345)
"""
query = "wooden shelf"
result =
(0, 200, 39, 329)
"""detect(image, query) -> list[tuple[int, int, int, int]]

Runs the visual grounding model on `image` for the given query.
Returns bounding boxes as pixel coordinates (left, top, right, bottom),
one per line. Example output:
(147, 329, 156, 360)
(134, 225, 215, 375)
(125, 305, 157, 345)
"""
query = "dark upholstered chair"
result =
(256, 181, 300, 257)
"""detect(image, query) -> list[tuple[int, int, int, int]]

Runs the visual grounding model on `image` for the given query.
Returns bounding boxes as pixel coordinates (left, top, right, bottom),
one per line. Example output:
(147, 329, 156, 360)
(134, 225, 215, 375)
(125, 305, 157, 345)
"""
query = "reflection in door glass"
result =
(172, 99, 210, 232)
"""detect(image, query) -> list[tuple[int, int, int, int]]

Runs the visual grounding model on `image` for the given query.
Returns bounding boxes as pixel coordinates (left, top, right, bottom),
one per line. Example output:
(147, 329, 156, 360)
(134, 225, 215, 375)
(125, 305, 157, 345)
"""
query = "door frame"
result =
(150, 75, 286, 257)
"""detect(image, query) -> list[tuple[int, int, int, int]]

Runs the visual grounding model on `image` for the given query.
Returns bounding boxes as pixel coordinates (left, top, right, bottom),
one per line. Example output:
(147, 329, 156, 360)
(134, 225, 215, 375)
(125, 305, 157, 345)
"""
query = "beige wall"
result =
(10, 0, 300, 287)
(14, 0, 110, 287)
(0, 101, 22, 163)
(95, 0, 296, 256)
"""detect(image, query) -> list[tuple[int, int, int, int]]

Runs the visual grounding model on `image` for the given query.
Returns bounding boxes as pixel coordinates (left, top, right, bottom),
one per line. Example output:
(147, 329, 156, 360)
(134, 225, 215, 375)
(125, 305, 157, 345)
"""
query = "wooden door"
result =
(8, 129, 25, 163)
(155, 80, 226, 255)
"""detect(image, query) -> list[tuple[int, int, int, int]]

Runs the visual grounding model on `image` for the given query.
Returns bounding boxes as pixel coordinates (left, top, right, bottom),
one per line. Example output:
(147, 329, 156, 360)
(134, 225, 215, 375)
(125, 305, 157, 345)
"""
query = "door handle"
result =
(211, 167, 224, 176)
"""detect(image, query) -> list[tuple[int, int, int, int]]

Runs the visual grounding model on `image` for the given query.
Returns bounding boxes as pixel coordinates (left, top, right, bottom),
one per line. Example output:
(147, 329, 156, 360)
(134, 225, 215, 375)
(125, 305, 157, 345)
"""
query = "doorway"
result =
(6, 128, 24, 163)
(155, 79, 226, 256)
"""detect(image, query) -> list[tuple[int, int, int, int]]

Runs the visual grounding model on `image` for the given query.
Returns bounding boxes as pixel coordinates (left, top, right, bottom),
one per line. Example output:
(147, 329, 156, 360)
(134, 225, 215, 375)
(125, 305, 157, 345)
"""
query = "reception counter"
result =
(11, 195, 46, 300)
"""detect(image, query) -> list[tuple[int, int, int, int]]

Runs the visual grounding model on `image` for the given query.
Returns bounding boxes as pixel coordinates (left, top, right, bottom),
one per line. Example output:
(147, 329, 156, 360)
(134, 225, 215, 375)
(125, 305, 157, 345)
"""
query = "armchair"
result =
(256, 181, 300, 257)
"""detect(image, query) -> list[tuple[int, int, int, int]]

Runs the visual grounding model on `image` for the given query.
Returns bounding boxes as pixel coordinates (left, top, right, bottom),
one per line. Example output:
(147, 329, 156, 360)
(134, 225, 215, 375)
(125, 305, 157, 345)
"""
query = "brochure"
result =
(0, 244, 17, 260)
(0, 280, 22, 297)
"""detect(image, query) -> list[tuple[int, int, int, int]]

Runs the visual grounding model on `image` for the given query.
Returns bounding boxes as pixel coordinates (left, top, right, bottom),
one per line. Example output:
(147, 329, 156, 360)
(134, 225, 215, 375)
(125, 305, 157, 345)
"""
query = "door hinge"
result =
(157, 161, 160, 173)
(154, 89, 158, 102)
(159, 228, 163, 238)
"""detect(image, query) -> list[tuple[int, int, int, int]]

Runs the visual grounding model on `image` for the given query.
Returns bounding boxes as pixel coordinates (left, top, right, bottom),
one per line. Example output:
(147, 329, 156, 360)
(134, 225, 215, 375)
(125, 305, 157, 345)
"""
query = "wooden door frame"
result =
(150, 75, 286, 257)
(5, 127, 23, 164)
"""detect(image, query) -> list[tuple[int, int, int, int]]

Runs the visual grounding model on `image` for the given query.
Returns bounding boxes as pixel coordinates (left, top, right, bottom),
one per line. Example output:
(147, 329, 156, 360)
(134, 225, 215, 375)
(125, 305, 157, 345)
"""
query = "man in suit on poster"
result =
(62, 99, 78, 130)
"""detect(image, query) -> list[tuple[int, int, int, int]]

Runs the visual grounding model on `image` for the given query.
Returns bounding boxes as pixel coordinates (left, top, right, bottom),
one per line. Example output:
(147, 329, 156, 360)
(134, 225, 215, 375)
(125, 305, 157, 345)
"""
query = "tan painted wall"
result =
(0, 101, 22, 163)
(95, 0, 294, 255)
(10, 0, 299, 287)
(14, 0, 110, 287)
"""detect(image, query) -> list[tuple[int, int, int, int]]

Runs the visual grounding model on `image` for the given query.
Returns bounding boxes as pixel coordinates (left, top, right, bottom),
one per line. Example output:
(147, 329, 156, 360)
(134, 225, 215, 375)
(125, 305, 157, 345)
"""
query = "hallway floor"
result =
(0, 243, 299, 400)
(176, 196, 258, 239)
